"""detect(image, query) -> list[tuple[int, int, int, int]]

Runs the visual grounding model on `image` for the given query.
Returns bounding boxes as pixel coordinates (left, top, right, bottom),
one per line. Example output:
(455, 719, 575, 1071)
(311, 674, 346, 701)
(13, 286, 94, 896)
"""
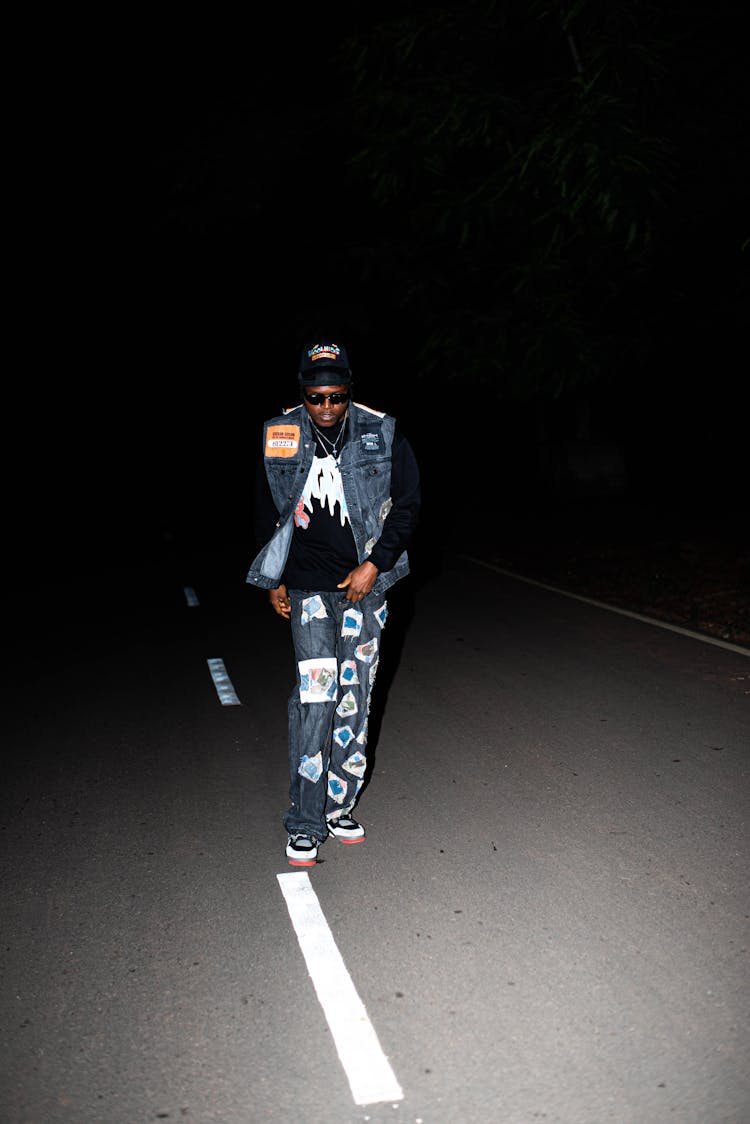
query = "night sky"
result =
(18, 5, 748, 588)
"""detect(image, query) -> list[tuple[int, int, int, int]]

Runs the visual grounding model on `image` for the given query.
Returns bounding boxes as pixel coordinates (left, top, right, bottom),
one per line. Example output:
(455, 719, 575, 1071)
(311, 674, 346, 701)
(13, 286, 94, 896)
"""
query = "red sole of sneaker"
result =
(339, 837, 365, 844)
(287, 858, 317, 866)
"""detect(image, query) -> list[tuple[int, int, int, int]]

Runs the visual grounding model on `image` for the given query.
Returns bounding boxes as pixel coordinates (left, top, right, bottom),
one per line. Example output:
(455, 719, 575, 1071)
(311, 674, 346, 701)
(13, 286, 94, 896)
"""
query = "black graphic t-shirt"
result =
(284, 420, 359, 591)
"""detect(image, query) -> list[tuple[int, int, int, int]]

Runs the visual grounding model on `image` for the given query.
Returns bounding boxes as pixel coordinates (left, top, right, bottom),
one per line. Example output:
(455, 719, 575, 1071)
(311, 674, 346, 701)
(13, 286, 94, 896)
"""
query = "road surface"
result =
(2, 551, 748, 1123)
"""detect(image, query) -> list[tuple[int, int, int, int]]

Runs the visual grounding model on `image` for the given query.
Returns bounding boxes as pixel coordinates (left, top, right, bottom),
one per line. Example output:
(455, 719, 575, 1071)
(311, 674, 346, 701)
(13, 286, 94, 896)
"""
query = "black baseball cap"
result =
(298, 341, 352, 386)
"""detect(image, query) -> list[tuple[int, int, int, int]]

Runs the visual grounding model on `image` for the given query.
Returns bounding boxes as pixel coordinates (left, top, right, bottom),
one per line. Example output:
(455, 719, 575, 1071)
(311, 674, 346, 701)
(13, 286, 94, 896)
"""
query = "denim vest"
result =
(246, 402, 410, 593)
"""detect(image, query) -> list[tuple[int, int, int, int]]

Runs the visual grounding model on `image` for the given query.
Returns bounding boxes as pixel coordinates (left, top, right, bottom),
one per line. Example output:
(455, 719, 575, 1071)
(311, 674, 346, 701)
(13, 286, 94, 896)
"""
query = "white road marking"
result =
(207, 658, 242, 705)
(183, 586, 200, 607)
(464, 556, 750, 657)
(277, 871, 404, 1106)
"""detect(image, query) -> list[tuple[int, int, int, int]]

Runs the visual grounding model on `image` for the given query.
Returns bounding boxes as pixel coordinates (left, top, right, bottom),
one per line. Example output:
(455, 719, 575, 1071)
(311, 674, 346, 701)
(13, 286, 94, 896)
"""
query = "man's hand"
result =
(337, 561, 379, 603)
(269, 584, 291, 618)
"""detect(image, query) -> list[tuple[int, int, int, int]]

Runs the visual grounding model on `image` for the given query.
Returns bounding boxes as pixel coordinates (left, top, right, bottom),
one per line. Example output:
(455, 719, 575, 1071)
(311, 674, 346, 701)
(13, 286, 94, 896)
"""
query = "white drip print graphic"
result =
(296, 454, 350, 528)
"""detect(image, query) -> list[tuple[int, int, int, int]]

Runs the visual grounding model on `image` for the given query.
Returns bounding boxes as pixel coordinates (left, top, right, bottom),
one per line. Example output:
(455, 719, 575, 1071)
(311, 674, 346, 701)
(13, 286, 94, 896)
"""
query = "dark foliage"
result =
(340, 1, 746, 402)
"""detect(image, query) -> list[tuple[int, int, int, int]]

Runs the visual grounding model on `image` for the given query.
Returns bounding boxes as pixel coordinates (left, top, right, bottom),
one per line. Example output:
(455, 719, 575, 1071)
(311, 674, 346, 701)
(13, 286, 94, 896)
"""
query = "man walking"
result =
(247, 339, 420, 865)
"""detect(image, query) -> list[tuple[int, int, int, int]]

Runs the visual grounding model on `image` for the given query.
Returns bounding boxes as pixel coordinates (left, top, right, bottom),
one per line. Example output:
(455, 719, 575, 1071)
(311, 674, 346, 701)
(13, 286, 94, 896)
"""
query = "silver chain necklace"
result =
(310, 415, 348, 463)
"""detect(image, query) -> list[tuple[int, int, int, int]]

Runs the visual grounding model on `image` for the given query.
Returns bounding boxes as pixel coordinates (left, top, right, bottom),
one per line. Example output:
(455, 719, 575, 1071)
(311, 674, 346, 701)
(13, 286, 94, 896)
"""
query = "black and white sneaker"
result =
(327, 814, 365, 844)
(286, 834, 318, 866)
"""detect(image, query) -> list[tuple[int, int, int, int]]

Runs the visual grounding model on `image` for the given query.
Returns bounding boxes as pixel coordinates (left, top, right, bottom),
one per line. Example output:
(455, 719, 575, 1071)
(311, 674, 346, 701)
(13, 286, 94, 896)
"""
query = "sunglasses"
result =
(303, 391, 350, 406)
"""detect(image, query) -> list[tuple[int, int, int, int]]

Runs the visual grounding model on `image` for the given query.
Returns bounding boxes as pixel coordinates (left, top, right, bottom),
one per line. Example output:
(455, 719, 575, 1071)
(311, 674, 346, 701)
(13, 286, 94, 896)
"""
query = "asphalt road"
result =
(2, 550, 748, 1124)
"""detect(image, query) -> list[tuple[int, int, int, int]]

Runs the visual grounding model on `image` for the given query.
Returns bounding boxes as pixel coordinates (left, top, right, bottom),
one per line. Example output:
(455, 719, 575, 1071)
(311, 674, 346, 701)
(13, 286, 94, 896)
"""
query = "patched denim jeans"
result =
(284, 588, 388, 841)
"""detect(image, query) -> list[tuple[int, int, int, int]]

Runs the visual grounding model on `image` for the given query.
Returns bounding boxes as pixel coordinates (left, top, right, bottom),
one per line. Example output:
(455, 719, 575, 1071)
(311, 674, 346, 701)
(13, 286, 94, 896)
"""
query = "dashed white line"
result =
(183, 586, 200, 607)
(277, 871, 404, 1107)
(207, 658, 242, 706)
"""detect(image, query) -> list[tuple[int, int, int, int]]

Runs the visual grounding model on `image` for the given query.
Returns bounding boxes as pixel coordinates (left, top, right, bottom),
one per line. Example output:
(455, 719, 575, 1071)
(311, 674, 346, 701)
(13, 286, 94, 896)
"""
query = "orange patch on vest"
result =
(265, 424, 301, 458)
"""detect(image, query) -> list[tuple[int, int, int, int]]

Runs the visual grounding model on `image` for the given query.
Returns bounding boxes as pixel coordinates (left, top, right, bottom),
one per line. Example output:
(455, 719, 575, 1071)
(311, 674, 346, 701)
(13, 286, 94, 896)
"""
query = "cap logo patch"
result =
(307, 344, 341, 364)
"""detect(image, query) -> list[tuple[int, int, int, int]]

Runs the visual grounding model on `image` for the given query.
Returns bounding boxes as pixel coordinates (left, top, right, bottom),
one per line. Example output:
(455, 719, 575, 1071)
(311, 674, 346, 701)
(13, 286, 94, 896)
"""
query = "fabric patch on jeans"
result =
(373, 602, 388, 629)
(368, 657, 380, 686)
(327, 772, 348, 804)
(301, 595, 328, 625)
(342, 750, 366, 778)
(333, 725, 356, 749)
(356, 719, 368, 745)
(298, 752, 323, 783)
(298, 658, 338, 703)
(336, 690, 358, 718)
(341, 608, 363, 637)
(339, 659, 359, 686)
(355, 637, 379, 663)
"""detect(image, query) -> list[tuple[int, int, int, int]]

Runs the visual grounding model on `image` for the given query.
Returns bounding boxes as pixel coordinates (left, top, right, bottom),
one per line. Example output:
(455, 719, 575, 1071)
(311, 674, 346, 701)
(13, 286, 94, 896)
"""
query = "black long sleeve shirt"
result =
(253, 422, 420, 591)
